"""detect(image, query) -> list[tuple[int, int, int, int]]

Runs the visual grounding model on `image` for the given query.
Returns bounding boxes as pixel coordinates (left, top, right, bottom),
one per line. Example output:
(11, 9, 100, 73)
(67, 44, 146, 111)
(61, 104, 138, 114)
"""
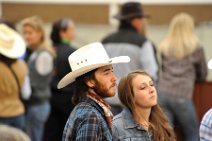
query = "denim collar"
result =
(122, 108, 139, 128)
(122, 107, 146, 131)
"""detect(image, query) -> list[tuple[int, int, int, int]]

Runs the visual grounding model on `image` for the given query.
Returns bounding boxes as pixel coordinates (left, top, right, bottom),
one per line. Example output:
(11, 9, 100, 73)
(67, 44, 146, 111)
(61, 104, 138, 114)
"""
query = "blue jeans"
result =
(159, 95, 199, 141)
(26, 101, 50, 141)
(0, 114, 25, 130)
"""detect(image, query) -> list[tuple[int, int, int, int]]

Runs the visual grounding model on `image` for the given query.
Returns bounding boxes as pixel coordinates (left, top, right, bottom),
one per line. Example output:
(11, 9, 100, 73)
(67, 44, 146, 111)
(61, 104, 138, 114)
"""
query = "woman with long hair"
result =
(21, 16, 55, 141)
(158, 13, 207, 141)
(112, 70, 176, 141)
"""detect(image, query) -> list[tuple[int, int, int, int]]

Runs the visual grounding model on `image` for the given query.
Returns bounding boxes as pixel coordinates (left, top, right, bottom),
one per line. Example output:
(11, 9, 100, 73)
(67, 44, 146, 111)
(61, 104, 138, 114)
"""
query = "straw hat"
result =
(0, 24, 25, 59)
(57, 42, 130, 89)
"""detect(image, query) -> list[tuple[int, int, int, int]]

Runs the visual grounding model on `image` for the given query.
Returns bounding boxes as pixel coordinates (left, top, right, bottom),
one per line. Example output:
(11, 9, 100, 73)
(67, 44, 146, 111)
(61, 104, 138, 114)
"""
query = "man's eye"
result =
(104, 72, 109, 75)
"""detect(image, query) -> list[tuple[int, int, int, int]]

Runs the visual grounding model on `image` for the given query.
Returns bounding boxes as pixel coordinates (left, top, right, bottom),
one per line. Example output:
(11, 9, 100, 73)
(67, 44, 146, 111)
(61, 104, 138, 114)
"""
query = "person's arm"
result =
(35, 51, 54, 76)
(199, 108, 212, 140)
(75, 113, 100, 141)
(140, 40, 158, 82)
(21, 74, 31, 100)
(195, 47, 208, 82)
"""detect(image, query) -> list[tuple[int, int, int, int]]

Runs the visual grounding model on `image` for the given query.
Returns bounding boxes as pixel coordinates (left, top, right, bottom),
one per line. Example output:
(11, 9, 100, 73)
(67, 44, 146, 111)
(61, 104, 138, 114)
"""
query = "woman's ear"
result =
(86, 80, 95, 88)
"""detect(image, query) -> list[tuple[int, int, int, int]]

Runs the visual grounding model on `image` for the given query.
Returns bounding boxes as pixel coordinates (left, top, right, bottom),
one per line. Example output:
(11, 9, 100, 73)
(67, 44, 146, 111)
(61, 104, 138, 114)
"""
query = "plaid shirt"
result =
(200, 108, 212, 141)
(62, 96, 113, 141)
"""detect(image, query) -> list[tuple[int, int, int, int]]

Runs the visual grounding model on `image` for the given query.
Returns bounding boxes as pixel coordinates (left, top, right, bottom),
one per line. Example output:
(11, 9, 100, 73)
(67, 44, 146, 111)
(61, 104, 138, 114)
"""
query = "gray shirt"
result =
(158, 46, 207, 99)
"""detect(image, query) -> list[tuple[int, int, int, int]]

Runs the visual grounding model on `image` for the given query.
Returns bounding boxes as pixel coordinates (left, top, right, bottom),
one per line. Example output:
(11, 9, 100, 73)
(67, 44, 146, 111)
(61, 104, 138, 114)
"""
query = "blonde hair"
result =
(21, 16, 55, 56)
(118, 70, 176, 141)
(159, 13, 198, 59)
(0, 125, 31, 141)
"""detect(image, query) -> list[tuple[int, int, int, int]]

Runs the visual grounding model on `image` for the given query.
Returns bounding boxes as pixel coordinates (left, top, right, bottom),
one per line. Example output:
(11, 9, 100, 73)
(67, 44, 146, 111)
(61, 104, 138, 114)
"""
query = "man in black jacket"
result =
(102, 1, 158, 115)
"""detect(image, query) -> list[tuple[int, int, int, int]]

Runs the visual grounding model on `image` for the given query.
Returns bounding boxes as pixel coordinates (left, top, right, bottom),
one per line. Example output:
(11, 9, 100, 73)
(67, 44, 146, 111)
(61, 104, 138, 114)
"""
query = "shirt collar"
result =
(87, 92, 113, 129)
(122, 107, 146, 130)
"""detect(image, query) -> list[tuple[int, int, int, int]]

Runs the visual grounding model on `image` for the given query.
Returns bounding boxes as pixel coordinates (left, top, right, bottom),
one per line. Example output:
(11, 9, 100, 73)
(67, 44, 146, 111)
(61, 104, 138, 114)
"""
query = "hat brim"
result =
(0, 32, 26, 59)
(114, 13, 150, 20)
(57, 56, 130, 89)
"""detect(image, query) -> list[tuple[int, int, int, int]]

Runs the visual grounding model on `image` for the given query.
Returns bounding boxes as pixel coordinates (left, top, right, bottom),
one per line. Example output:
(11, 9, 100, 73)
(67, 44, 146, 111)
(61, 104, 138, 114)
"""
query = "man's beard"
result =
(92, 80, 115, 98)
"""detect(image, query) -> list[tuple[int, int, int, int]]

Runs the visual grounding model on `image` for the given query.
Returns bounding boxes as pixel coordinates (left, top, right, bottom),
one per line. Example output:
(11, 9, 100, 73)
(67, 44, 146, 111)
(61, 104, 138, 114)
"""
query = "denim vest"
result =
(112, 108, 154, 141)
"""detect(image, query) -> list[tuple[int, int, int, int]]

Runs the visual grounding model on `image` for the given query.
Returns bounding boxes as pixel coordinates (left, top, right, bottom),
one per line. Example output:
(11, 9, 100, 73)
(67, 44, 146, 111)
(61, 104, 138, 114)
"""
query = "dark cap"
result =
(114, 2, 150, 20)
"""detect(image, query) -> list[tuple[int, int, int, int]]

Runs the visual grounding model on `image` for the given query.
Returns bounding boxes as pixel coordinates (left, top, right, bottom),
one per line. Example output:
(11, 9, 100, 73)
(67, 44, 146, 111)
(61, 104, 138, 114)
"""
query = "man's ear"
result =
(86, 80, 95, 88)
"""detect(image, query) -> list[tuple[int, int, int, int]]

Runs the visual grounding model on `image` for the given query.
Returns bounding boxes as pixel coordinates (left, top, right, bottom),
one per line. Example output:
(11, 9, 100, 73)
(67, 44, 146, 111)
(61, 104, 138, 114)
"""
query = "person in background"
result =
(112, 70, 176, 141)
(0, 24, 31, 130)
(0, 19, 27, 60)
(102, 1, 158, 115)
(45, 18, 76, 141)
(20, 16, 55, 141)
(199, 108, 212, 141)
(0, 124, 31, 141)
(57, 42, 130, 141)
(0, 18, 16, 30)
(158, 12, 208, 141)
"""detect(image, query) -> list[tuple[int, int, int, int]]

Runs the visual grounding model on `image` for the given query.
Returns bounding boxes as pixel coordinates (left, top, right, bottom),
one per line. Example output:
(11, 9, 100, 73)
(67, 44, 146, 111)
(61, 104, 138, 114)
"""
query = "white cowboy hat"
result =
(57, 42, 130, 89)
(0, 24, 26, 59)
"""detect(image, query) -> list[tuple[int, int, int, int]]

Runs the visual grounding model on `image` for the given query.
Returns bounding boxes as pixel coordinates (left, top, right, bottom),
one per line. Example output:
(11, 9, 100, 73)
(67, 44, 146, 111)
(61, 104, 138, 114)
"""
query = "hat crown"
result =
(114, 2, 149, 20)
(121, 2, 143, 16)
(69, 42, 110, 71)
(0, 24, 15, 50)
(0, 24, 25, 58)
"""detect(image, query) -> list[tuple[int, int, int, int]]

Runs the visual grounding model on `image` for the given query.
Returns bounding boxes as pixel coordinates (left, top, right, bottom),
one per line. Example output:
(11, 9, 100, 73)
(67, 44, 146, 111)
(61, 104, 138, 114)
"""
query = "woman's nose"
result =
(149, 86, 154, 93)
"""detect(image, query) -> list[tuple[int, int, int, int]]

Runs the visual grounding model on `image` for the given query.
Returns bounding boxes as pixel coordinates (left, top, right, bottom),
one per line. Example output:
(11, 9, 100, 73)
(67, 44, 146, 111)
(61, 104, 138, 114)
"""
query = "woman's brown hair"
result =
(118, 70, 176, 141)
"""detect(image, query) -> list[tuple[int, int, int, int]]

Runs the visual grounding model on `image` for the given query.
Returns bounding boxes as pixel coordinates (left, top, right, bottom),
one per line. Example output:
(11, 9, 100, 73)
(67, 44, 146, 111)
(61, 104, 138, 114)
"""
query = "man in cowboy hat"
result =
(0, 24, 31, 130)
(57, 42, 130, 141)
(102, 1, 158, 115)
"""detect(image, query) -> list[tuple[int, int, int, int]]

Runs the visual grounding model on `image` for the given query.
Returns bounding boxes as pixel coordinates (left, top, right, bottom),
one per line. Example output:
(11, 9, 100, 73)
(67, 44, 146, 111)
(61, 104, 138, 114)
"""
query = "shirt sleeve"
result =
(199, 108, 212, 140)
(140, 40, 158, 82)
(35, 51, 54, 76)
(75, 113, 100, 141)
(195, 47, 208, 82)
(21, 74, 31, 100)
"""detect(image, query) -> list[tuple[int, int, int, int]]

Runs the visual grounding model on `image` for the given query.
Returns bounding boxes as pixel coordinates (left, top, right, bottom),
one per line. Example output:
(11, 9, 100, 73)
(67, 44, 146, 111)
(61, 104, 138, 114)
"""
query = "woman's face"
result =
(22, 25, 42, 47)
(60, 22, 75, 41)
(132, 74, 157, 109)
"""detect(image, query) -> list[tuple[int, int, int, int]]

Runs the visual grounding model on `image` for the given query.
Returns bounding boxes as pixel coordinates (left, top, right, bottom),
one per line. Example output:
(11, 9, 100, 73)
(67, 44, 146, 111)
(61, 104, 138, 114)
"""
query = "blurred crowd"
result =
(0, 1, 211, 141)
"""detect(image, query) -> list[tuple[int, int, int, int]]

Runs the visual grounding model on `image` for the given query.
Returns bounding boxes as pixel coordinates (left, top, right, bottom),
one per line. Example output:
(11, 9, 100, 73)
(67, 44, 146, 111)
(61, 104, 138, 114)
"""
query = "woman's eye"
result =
(140, 86, 146, 90)
(150, 82, 154, 86)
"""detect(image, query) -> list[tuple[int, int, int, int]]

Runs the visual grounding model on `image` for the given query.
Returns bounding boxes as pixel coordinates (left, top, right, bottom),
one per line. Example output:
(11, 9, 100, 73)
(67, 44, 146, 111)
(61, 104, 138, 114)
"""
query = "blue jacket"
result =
(112, 108, 154, 141)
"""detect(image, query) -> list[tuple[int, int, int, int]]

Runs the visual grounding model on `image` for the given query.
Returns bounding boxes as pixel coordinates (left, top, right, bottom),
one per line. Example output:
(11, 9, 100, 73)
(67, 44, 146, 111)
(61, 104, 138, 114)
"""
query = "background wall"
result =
(2, 2, 212, 25)
(1, 0, 212, 81)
